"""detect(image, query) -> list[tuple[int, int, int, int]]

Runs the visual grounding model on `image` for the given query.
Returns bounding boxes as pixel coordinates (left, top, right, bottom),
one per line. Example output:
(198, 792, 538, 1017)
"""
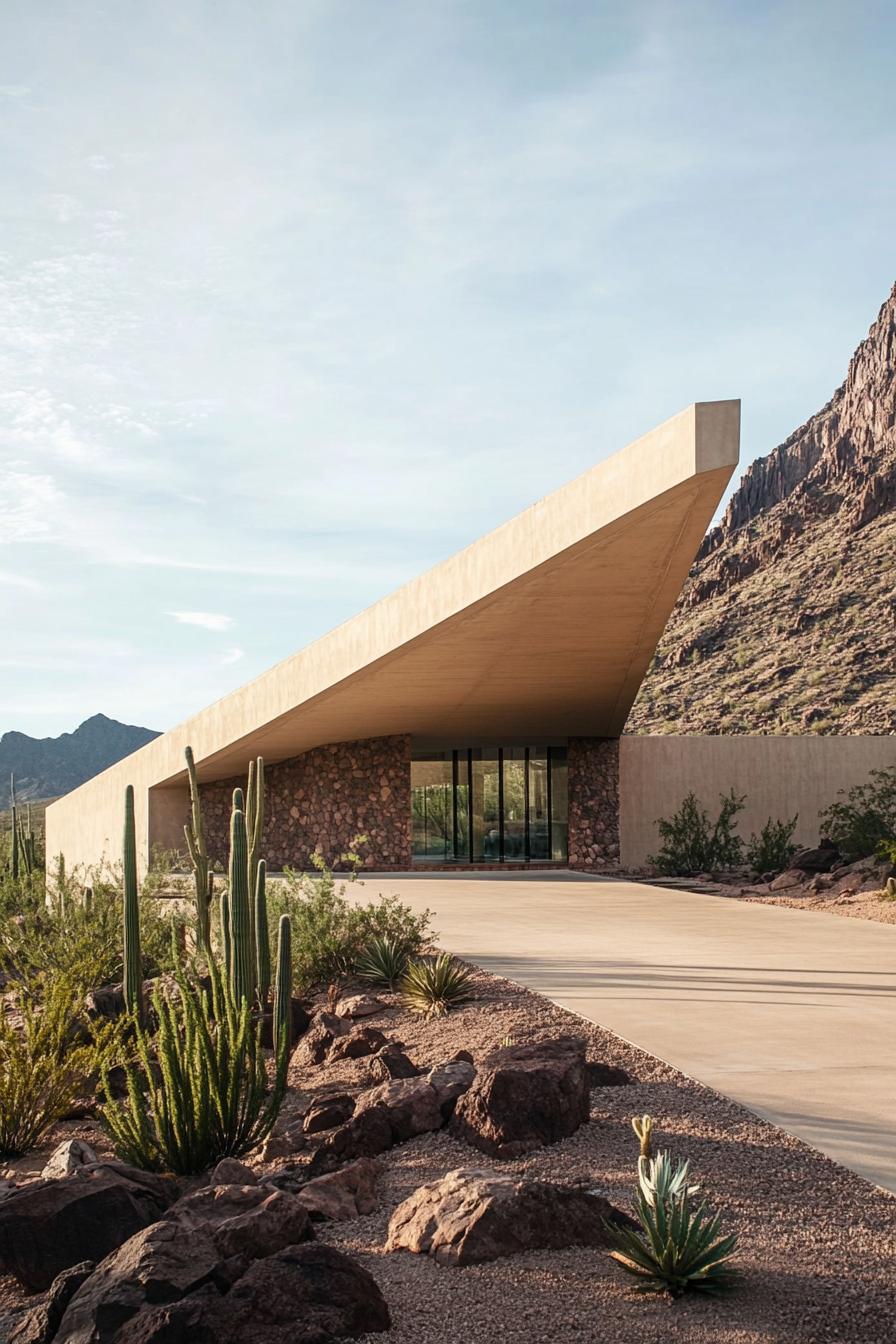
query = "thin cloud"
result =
(221, 647, 244, 665)
(167, 611, 233, 632)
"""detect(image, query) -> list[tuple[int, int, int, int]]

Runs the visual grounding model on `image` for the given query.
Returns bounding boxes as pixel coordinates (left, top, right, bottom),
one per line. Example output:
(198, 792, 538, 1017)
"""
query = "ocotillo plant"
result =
(183, 746, 211, 956)
(122, 785, 144, 1024)
(273, 913, 292, 1066)
(228, 792, 256, 1005)
(255, 859, 271, 1003)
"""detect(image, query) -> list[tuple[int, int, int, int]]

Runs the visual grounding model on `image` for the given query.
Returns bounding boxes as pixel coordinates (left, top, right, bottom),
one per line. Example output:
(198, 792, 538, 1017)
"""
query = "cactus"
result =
(885, 876, 896, 899)
(9, 774, 18, 881)
(122, 785, 144, 1024)
(273, 913, 292, 1069)
(219, 883, 232, 980)
(183, 746, 212, 956)
(228, 792, 255, 1005)
(255, 859, 271, 1003)
(246, 758, 264, 975)
(632, 1113, 654, 1161)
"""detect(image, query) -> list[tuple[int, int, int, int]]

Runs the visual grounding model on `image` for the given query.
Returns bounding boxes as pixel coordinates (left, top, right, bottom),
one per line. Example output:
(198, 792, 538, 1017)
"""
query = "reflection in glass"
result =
(411, 755, 453, 860)
(550, 748, 568, 861)
(528, 749, 550, 859)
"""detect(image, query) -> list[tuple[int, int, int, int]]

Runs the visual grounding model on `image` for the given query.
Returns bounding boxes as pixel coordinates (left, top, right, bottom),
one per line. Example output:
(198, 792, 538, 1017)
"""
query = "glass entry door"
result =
(411, 745, 567, 863)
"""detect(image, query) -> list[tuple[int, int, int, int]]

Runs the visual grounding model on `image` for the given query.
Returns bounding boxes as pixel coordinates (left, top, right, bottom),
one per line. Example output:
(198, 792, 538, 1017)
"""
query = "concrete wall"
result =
(619, 735, 896, 869)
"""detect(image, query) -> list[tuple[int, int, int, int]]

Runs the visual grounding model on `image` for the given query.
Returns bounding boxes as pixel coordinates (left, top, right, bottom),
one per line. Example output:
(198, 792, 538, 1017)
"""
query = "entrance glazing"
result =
(411, 745, 568, 863)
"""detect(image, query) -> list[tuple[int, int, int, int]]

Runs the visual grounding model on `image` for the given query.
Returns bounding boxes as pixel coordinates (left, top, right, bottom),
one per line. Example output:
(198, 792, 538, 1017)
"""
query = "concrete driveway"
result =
(360, 871, 896, 1192)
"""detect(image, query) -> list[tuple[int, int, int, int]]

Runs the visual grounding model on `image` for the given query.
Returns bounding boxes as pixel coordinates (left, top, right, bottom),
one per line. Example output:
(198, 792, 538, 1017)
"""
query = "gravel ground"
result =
(2, 966, 894, 1344)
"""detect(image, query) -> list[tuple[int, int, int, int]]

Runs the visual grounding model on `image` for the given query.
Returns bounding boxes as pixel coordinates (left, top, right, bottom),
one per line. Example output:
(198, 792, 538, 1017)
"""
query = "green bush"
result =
(102, 960, 285, 1175)
(267, 847, 433, 992)
(0, 973, 112, 1158)
(876, 838, 896, 866)
(604, 1150, 739, 1297)
(649, 791, 745, 876)
(746, 814, 798, 877)
(401, 953, 475, 1017)
(356, 934, 410, 989)
(819, 768, 896, 858)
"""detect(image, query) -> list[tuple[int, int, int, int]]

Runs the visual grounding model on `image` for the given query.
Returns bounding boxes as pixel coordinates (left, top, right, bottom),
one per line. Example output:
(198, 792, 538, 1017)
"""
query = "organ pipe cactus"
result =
(273, 913, 292, 1067)
(122, 785, 144, 1024)
(255, 859, 271, 1003)
(219, 884, 232, 980)
(183, 746, 211, 956)
(246, 758, 264, 975)
(228, 793, 256, 1005)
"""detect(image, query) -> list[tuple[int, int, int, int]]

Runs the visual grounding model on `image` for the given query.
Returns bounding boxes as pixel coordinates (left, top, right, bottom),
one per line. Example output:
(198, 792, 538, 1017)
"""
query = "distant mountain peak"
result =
(0, 716, 161, 802)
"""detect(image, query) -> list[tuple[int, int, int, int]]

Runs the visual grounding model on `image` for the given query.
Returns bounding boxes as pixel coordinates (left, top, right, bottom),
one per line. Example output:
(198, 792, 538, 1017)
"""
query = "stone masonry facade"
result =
(200, 734, 412, 872)
(567, 736, 620, 869)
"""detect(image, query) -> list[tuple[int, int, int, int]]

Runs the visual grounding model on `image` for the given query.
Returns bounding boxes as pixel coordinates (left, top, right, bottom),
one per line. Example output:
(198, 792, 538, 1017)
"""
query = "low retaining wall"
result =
(619, 735, 895, 869)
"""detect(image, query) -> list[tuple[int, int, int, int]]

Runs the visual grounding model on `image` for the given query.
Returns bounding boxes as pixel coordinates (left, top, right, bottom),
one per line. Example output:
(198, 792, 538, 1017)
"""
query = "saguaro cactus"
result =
(183, 746, 211, 955)
(273, 913, 292, 1066)
(246, 758, 264, 968)
(228, 792, 256, 1004)
(219, 884, 232, 980)
(122, 785, 144, 1024)
(255, 859, 271, 1003)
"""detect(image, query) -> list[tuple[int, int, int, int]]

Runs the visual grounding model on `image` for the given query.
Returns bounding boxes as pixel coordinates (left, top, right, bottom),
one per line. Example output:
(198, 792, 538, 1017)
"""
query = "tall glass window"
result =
(411, 745, 567, 864)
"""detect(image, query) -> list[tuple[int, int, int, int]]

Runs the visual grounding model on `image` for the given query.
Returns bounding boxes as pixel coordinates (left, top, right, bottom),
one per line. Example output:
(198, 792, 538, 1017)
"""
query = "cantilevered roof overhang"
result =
(45, 401, 739, 867)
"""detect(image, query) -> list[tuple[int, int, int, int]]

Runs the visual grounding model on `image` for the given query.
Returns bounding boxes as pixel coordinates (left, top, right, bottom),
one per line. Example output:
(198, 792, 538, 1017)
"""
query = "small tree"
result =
(818, 768, 896, 858)
(746, 815, 798, 877)
(649, 790, 745, 876)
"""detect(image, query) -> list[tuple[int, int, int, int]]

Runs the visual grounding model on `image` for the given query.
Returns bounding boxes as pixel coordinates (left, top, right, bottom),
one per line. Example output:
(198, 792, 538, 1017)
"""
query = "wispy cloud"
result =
(221, 647, 244, 665)
(167, 611, 233, 632)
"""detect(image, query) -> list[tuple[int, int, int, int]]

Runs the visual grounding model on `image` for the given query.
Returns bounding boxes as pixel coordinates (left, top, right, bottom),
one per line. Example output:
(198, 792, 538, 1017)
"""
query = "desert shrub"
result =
(102, 960, 285, 1175)
(604, 1150, 739, 1297)
(356, 934, 410, 989)
(746, 814, 798, 876)
(401, 953, 475, 1017)
(0, 877, 187, 993)
(649, 790, 745, 876)
(876, 838, 896, 866)
(267, 848, 433, 992)
(818, 768, 896, 858)
(0, 973, 112, 1158)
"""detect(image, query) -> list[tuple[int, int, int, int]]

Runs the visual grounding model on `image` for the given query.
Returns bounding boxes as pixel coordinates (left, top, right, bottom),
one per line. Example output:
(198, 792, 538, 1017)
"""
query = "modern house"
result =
(44, 400, 893, 876)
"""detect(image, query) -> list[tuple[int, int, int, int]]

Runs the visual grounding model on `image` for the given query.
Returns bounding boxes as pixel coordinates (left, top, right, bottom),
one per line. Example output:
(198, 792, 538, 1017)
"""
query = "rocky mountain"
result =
(0, 714, 160, 803)
(629, 282, 896, 735)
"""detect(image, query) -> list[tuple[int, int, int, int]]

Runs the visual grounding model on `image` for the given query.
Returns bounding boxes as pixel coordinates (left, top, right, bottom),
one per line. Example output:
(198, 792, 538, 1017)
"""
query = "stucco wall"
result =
(567, 737, 620, 868)
(619, 735, 896, 869)
(199, 734, 411, 872)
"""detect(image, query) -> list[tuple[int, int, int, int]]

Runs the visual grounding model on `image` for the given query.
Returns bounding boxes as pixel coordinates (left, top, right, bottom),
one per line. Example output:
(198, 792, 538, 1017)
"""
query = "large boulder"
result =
(0, 1163, 178, 1292)
(387, 1167, 630, 1265)
(294, 1158, 378, 1221)
(450, 1036, 590, 1158)
(9, 1262, 95, 1344)
(291, 1011, 351, 1067)
(305, 1108, 394, 1177)
(303, 1093, 356, 1134)
(328, 1025, 389, 1062)
(425, 1059, 475, 1115)
(164, 1183, 314, 1259)
(791, 842, 840, 873)
(54, 1221, 388, 1344)
(354, 1075, 443, 1142)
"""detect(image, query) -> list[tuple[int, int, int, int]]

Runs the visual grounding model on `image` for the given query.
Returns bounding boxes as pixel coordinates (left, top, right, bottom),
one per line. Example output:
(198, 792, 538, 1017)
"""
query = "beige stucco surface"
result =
(357, 872, 896, 1192)
(619, 734, 896, 868)
(45, 401, 739, 874)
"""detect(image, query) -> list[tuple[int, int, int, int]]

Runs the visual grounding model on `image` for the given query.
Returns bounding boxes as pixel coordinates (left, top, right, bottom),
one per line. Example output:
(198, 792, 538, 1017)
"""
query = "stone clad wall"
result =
(567, 737, 620, 869)
(200, 735, 411, 872)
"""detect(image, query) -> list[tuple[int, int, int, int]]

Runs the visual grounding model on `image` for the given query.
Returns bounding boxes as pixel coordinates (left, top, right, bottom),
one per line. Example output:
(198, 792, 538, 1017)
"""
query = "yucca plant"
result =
(356, 934, 410, 989)
(605, 1151, 739, 1297)
(102, 958, 286, 1175)
(0, 974, 111, 1158)
(401, 952, 475, 1017)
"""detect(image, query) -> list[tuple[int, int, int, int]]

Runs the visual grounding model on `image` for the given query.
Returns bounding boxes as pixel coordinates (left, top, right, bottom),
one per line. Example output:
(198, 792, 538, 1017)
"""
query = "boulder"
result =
(770, 868, 806, 891)
(9, 1261, 95, 1344)
(425, 1059, 475, 1114)
(41, 1141, 99, 1181)
(54, 1223, 388, 1344)
(354, 1075, 443, 1142)
(328, 1025, 389, 1062)
(369, 1042, 420, 1081)
(306, 1108, 394, 1177)
(164, 1183, 314, 1259)
(791, 843, 840, 873)
(336, 994, 383, 1018)
(291, 1011, 350, 1067)
(450, 1036, 590, 1158)
(294, 1158, 378, 1221)
(387, 1167, 630, 1265)
(208, 1158, 257, 1187)
(0, 1162, 178, 1292)
(303, 1093, 355, 1134)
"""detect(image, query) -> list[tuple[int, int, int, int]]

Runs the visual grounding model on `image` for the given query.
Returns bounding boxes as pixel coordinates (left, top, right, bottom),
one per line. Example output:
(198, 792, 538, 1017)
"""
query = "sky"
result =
(1, 0, 894, 740)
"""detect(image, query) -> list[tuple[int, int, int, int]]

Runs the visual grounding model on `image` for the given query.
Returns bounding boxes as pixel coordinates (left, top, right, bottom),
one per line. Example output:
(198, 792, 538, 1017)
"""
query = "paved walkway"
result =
(361, 872, 896, 1192)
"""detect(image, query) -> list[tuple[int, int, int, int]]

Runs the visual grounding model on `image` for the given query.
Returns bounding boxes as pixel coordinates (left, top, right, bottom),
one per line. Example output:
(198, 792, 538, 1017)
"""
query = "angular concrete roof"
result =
(46, 400, 739, 868)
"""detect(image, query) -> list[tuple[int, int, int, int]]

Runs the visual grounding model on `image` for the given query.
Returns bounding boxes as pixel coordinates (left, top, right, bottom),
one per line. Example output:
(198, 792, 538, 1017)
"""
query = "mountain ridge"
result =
(1, 713, 161, 802)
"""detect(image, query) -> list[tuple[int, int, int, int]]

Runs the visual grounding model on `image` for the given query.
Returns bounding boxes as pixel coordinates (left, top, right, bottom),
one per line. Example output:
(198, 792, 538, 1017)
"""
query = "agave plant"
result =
(356, 934, 410, 989)
(605, 1151, 738, 1297)
(401, 952, 475, 1017)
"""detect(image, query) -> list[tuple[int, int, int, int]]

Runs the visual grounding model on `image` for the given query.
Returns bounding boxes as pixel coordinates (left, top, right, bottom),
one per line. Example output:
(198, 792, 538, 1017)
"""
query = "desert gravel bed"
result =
(288, 967, 895, 1344)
